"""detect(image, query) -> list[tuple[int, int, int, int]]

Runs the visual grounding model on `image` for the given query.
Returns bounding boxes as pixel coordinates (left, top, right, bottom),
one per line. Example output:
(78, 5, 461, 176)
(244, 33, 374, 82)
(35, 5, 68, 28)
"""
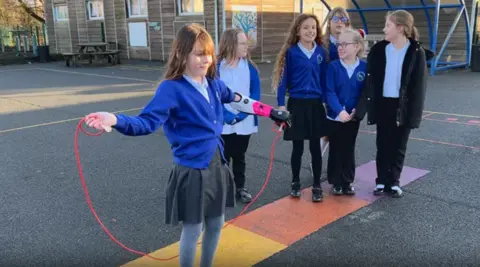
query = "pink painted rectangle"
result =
(467, 120, 480, 124)
(446, 118, 458, 121)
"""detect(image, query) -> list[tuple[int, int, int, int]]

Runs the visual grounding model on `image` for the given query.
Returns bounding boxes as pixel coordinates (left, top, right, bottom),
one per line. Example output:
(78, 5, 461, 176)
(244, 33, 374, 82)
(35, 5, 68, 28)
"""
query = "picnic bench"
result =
(61, 42, 121, 67)
(63, 52, 81, 67)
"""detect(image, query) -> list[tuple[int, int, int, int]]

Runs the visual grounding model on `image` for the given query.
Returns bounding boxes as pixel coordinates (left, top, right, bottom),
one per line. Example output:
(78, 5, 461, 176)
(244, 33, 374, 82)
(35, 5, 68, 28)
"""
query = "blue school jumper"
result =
(218, 60, 261, 127)
(325, 59, 367, 119)
(113, 77, 236, 169)
(276, 43, 328, 107)
(328, 35, 339, 62)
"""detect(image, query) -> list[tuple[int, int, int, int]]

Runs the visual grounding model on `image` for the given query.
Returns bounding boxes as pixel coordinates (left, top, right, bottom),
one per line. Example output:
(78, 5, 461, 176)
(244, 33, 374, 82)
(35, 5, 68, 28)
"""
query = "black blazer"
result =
(355, 39, 434, 129)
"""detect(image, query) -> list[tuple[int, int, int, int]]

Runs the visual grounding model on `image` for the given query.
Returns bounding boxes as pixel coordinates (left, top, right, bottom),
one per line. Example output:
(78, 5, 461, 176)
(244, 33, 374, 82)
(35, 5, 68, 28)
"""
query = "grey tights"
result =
(179, 215, 225, 267)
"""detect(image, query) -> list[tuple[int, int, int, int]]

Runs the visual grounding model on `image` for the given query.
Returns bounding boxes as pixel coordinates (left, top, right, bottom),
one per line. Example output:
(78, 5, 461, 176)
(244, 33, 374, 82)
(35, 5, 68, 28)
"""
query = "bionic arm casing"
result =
(229, 93, 291, 127)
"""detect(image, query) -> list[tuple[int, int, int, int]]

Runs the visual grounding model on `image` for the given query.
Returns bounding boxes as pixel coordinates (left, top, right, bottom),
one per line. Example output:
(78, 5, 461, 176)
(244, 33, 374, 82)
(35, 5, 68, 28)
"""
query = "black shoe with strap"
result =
(312, 187, 323, 202)
(331, 185, 343, 196)
(290, 182, 301, 198)
(342, 184, 355, 196)
(236, 188, 252, 203)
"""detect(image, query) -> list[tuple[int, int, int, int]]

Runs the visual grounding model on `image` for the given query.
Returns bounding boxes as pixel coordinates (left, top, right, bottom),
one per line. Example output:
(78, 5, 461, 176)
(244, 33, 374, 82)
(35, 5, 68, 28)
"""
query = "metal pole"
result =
(430, 0, 441, 76)
(468, 0, 478, 65)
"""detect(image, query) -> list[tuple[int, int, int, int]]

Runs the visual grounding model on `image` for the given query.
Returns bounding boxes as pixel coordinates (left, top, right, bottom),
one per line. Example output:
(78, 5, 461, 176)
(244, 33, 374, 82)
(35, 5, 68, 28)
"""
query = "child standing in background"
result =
(272, 13, 329, 202)
(323, 7, 352, 62)
(218, 28, 261, 204)
(366, 10, 430, 197)
(325, 28, 367, 195)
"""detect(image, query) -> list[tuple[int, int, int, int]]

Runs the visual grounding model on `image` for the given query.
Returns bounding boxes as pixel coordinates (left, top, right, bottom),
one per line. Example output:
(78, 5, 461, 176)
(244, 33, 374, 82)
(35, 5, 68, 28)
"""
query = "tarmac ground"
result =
(1, 61, 479, 266)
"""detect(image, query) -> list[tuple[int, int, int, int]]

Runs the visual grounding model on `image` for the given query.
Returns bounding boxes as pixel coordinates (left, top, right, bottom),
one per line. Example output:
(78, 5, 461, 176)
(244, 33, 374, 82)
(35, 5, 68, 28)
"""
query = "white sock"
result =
(376, 184, 385, 189)
(391, 186, 402, 193)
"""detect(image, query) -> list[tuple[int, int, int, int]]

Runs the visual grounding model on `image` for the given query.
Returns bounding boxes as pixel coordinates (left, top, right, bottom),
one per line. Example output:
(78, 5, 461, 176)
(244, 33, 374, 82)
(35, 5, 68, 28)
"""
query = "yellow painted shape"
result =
(121, 224, 286, 267)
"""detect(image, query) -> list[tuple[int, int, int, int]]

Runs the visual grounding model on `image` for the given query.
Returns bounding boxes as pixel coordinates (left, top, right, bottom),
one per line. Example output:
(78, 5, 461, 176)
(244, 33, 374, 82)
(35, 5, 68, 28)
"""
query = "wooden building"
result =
(44, 0, 479, 64)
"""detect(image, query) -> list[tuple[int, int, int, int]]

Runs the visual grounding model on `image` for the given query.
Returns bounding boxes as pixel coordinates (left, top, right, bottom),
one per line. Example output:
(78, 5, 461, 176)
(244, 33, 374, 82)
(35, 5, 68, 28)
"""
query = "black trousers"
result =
(291, 139, 322, 187)
(221, 133, 251, 189)
(375, 97, 412, 187)
(327, 120, 360, 186)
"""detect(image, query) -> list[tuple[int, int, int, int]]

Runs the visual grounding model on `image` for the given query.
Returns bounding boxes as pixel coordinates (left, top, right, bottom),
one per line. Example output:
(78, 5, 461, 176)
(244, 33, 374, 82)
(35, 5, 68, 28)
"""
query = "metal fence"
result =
(1, 24, 47, 55)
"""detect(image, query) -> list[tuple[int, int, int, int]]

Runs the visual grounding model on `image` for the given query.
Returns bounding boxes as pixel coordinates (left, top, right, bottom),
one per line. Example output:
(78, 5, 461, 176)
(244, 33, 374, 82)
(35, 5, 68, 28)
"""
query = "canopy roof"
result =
(311, 0, 474, 75)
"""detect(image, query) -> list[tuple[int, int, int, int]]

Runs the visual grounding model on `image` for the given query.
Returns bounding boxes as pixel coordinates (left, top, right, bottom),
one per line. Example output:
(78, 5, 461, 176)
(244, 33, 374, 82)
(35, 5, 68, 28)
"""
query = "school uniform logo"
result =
(317, 54, 323, 64)
(357, 71, 365, 82)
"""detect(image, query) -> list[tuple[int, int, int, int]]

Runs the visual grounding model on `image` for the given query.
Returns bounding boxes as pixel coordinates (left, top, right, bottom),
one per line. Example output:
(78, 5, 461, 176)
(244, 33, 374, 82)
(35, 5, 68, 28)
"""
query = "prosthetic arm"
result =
(229, 92, 291, 128)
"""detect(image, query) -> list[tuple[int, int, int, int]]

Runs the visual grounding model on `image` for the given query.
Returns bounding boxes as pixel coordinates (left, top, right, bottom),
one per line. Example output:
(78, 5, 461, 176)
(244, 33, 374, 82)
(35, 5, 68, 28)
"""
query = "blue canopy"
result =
(307, 0, 472, 75)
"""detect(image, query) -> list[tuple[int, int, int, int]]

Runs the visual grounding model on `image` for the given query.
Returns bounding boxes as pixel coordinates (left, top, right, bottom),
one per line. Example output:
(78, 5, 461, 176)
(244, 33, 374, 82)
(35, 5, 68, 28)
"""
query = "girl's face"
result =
(185, 40, 213, 78)
(383, 16, 402, 42)
(337, 33, 359, 60)
(236, 32, 249, 58)
(329, 13, 349, 35)
(298, 17, 317, 44)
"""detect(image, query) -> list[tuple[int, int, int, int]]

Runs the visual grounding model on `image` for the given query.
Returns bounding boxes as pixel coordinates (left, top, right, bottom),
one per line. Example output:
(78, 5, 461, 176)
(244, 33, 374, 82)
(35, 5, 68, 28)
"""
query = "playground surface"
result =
(1, 62, 480, 266)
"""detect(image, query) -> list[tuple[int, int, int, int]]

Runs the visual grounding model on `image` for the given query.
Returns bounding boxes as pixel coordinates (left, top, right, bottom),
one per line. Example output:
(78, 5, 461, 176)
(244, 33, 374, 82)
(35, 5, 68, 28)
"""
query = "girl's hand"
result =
(84, 112, 117, 132)
(278, 106, 286, 111)
(339, 110, 351, 122)
(349, 109, 356, 121)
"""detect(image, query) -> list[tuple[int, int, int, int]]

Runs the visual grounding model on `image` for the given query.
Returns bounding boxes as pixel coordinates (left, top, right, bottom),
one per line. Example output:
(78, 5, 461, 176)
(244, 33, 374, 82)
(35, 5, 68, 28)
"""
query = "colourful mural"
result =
(232, 5, 257, 47)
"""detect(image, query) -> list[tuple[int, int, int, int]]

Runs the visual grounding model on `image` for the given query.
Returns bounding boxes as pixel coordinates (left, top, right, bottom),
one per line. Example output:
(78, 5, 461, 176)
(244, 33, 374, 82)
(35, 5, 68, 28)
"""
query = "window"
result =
(54, 4, 68, 22)
(127, 0, 148, 18)
(87, 0, 104, 20)
(178, 0, 203, 15)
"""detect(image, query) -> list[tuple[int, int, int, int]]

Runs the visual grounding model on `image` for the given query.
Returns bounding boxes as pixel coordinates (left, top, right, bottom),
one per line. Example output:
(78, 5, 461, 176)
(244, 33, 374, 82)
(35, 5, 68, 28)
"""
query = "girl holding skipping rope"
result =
(325, 28, 367, 195)
(218, 28, 261, 204)
(272, 13, 329, 202)
(83, 23, 289, 267)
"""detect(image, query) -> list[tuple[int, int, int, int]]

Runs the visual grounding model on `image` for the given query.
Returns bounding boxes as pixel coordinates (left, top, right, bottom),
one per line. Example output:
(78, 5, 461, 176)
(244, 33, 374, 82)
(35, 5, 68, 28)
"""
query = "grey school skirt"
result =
(164, 149, 236, 225)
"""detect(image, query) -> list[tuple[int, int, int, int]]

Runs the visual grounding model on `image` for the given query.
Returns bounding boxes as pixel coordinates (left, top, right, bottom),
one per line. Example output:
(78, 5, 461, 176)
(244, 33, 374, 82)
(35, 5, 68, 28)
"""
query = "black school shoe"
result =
(331, 185, 343, 196)
(312, 187, 323, 202)
(290, 182, 301, 198)
(389, 186, 404, 198)
(373, 184, 388, 195)
(236, 188, 252, 203)
(342, 184, 355, 196)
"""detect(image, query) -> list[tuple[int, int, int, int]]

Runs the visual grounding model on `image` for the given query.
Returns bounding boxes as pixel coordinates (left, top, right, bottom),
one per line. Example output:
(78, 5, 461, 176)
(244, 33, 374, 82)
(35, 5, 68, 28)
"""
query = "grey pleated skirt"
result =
(164, 148, 236, 225)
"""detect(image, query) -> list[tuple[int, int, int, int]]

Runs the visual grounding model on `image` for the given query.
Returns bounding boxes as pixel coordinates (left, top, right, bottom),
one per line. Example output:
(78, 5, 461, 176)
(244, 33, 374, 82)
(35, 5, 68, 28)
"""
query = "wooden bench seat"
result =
(63, 50, 121, 67)
(62, 52, 81, 67)
(92, 50, 121, 65)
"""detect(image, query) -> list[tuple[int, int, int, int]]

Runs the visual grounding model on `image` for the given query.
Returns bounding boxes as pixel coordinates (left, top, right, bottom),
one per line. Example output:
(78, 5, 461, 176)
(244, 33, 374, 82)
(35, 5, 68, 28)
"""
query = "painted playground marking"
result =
(121, 161, 429, 266)
(0, 107, 142, 134)
(35, 68, 159, 84)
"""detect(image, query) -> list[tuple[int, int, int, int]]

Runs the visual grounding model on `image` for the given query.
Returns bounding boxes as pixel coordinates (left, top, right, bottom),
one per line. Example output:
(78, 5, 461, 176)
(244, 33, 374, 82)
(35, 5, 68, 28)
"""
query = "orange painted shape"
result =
(232, 188, 369, 246)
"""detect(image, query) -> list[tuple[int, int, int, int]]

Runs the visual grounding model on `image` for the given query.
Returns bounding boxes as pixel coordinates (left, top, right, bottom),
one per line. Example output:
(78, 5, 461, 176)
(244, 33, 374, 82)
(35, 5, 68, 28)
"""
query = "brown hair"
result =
(163, 23, 216, 80)
(323, 7, 351, 49)
(339, 28, 365, 58)
(386, 10, 419, 41)
(217, 28, 258, 70)
(272, 13, 324, 93)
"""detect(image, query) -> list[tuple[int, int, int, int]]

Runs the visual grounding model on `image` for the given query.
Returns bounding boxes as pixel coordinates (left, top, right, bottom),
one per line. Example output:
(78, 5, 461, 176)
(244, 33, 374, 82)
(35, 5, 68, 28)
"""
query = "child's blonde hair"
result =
(164, 23, 216, 80)
(339, 28, 365, 58)
(272, 13, 325, 93)
(323, 7, 351, 49)
(386, 10, 419, 41)
(217, 28, 257, 70)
